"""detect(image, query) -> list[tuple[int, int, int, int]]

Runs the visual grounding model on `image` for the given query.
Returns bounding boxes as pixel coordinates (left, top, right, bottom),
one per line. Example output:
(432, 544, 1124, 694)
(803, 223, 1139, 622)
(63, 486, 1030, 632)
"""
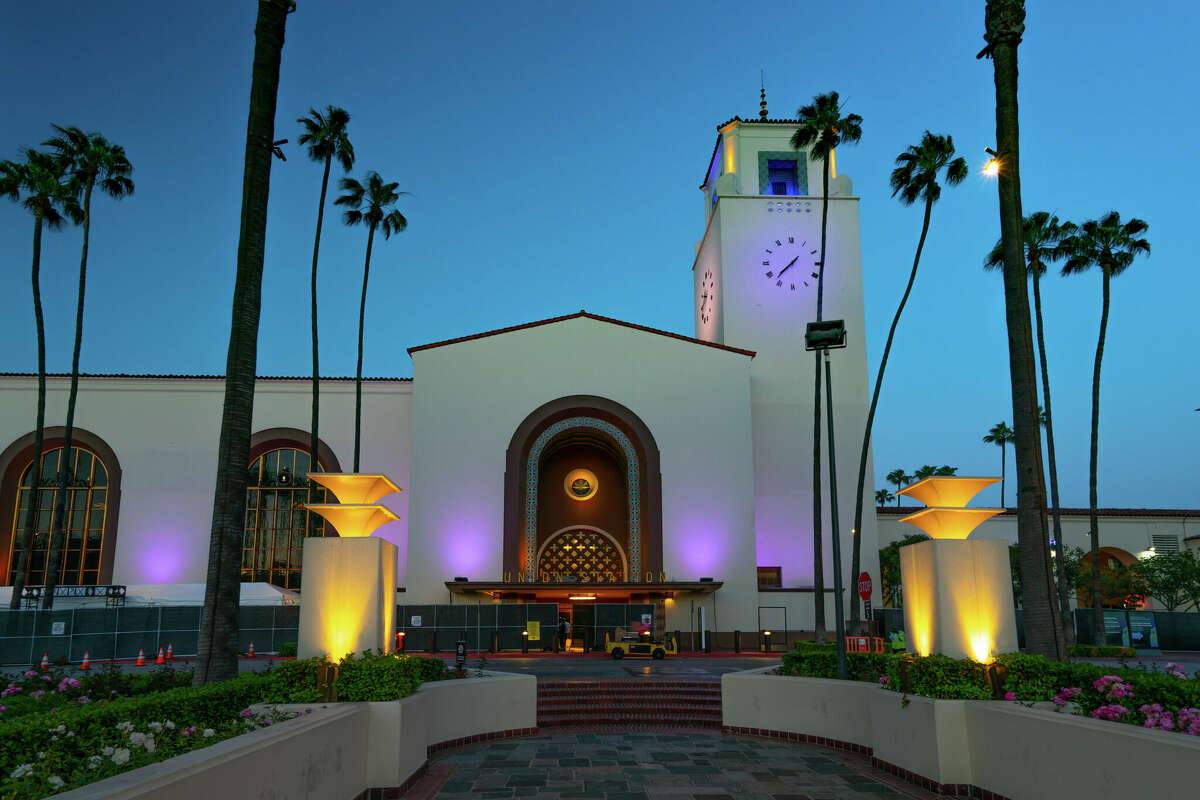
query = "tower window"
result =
(767, 160, 799, 195)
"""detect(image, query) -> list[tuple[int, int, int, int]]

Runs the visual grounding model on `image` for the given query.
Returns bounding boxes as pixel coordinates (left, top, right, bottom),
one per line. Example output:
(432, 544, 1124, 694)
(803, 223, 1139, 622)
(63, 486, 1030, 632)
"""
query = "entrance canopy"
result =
(444, 580, 723, 601)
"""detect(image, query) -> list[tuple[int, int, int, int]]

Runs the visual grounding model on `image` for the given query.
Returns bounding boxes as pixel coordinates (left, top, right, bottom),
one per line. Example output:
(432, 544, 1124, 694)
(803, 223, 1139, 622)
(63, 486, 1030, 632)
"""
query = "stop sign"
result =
(857, 572, 872, 602)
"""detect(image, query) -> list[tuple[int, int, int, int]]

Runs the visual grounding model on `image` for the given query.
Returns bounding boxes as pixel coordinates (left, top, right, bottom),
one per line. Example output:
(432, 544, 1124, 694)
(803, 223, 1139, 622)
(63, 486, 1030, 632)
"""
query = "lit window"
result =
(243, 448, 329, 591)
(7, 447, 108, 587)
(757, 566, 782, 589)
(767, 160, 799, 195)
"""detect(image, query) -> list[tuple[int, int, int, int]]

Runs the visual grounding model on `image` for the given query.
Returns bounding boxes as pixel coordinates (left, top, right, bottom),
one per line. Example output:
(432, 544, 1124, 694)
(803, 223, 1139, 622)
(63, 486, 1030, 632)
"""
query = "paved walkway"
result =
(405, 732, 948, 799)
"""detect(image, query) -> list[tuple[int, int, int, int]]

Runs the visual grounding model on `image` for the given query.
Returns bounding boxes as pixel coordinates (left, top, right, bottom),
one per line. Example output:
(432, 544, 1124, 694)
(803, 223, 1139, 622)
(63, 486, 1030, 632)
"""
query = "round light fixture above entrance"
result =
(563, 468, 598, 501)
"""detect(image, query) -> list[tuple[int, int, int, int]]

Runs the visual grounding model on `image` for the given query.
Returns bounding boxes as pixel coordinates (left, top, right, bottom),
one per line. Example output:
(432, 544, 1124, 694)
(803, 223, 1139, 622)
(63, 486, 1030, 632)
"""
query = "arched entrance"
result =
(536, 526, 628, 583)
(1077, 546, 1140, 608)
(504, 396, 662, 583)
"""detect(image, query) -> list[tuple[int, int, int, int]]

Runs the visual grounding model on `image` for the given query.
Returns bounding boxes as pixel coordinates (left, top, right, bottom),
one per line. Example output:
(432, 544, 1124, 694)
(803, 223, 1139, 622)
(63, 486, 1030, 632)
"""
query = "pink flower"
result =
(1091, 704, 1131, 721)
(30, 690, 45, 700)
(878, 677, 888, 685)
(239, 708, 252, 718)
(1004, 692, 1016, 701)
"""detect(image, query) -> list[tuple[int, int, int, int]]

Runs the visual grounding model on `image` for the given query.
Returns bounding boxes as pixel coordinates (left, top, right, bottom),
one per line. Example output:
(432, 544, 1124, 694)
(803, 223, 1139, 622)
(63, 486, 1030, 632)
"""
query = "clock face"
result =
(760, 233, 820, 294)
(698, 269, 716, 324)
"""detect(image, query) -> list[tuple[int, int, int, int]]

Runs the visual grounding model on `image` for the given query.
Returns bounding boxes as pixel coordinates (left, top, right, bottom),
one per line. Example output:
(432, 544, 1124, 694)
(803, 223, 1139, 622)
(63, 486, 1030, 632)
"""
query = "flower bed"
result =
(778, 643, 1200, 735)
(0, 651, 453, 797)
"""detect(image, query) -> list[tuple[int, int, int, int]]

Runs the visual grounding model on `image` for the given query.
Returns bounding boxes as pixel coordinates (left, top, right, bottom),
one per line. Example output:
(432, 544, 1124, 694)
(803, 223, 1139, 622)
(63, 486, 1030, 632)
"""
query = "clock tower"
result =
(692, 113, 880, 598)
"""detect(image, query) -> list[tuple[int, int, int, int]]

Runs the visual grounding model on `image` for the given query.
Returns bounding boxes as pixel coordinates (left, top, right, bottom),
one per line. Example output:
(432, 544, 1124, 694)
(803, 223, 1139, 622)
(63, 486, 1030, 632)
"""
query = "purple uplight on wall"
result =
(436, 506, 497, 580)
(136, 536, 188, 584)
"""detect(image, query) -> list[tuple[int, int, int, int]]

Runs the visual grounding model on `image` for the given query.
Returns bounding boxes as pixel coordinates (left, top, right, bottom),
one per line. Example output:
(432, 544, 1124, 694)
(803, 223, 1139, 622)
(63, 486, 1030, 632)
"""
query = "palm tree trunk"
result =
(309, 154, 331, 535)
(1000, 444, 1006, 507)
(810, 154, 832, 642)
(1088, 270, 1110, 644)
(354, 224, 375, 472)
(850, 197, 933, 630)
(9, 214, 48, 609)
(1033, 269, 1073, 644)
(986, 0, 1065, 660)
(196, 0, 290, 685)
(43, 179, 95, 609)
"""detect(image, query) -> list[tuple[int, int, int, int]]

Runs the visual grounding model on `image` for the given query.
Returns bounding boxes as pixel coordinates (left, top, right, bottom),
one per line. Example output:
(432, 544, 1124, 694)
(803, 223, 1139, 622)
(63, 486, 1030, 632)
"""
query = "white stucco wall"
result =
(406, 315, 761, 627)
(0, 375, 413, 585)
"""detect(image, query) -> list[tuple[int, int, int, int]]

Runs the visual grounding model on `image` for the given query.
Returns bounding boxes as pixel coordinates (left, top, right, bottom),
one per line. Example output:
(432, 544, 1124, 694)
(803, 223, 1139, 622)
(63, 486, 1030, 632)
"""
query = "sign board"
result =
(863, 600, 873, 622)
(410, 615, 422, 627)
(857, 572, 872, 602)
(1127, 611, 1159, 648)
(641, 614, 653, 626)
(51, 621, 65, 635)
(1102, 610, 1129, 647)
(526, 621, 540, 641)
(455, 640, 466, 670)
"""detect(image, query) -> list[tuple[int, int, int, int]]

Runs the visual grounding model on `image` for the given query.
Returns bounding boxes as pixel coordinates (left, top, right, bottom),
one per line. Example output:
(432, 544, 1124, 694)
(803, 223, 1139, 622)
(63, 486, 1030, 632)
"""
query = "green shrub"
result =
(278, 642, 298, 657)
(0, 665, 194, 723)
(1068, 644, 1099, 657)
(885, 654, 992, 700)
(259, 657, 323, 704)
(1097, 645, 1136, 658)
(779, 648, 891, 683)
(335, 652, 423, 702)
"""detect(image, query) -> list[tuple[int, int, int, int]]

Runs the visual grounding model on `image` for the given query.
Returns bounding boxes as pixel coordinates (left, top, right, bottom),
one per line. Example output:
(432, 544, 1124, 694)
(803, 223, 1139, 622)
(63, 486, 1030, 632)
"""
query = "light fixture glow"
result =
(307, 473, 402, 505)
(982, 148, 1000, 178)
(304, 503, 399, 538)
(568, 595, 596, 601)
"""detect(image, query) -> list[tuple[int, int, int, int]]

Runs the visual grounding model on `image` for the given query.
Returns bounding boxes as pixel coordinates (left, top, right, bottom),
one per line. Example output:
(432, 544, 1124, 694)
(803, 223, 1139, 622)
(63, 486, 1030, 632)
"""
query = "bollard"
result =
(427, 630, 437, 654)
(395, 631, 406, 653)
(704, 630, 712, 654)
(521, 630, 529, 654)
(763, 630, 773, 653)
(734, 630, 742, 653)
(490, 630, 499, 654)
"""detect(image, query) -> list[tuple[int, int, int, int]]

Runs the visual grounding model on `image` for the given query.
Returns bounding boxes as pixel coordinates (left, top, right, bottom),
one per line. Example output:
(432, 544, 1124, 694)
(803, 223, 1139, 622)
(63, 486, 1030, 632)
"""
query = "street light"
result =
(805, 319, 849, 681)
(983, 147, 1000, 178)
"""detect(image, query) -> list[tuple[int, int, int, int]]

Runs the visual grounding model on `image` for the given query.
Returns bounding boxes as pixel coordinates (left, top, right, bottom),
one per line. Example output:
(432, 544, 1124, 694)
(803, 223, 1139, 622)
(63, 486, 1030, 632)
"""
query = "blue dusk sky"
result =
(1, 2, 1196, 509)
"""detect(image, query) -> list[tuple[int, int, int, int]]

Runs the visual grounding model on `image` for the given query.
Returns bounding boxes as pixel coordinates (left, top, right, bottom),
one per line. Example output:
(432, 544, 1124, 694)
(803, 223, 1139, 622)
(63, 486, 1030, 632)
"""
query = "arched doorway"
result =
(1077, 546, 1140, 608)
(504, 396, 662, 583)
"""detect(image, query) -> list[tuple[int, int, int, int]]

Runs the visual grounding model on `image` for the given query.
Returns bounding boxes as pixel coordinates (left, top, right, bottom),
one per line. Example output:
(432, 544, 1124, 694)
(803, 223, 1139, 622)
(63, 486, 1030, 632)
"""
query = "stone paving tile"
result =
(408, 733, 952, 800)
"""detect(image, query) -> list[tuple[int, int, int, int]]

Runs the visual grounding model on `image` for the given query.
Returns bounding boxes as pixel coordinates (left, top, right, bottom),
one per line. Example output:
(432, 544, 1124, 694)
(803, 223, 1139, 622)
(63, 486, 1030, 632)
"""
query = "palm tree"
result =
(196, 0, 293, 686)
(849, 132, 966, 627)
(790, 91, 862, 642)
(982, 0, 1065, 661)
(875, 489, 894, 506)
(0, 151, 81, 609)
(1061, 210, 1151, 646)
(297, 106, 354, 499)
(985, 212, 1075, 640)
(982, 422, 1014, 505)
(335, 172, 408, 471)
(885, 468, 911, 506)
(934, 465, 958, 476)
(38, 127, 133, 610)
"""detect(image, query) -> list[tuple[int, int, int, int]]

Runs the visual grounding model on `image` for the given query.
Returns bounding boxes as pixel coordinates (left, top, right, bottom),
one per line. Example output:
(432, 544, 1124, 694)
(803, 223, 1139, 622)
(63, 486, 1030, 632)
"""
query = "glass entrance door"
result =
(571, 603, 596, 652)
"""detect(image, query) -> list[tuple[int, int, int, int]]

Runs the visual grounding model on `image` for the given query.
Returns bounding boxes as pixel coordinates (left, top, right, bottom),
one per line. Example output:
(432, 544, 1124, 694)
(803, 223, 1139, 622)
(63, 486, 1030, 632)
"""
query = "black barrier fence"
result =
(0, 606, 300, 666)
(873, 607, 1200, 652)
(394, 602, 657, 653)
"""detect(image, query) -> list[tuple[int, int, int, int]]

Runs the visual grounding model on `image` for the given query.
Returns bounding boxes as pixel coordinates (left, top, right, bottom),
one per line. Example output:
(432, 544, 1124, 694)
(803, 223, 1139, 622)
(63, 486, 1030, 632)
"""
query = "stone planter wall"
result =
(722, 667, 1200, 799)
(58, 670, 537, 800)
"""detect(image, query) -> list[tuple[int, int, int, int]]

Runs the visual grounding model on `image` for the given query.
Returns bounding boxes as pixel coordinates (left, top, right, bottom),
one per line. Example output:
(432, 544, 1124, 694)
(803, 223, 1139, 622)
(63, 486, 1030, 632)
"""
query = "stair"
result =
(537, 679, 722, 728)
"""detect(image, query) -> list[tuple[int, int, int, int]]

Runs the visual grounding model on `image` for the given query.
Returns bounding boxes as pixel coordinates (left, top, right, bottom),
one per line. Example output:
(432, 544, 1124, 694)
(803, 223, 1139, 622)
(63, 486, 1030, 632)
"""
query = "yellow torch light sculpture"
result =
(896, 476, 1017, 662)
(297, 473, 402, 661)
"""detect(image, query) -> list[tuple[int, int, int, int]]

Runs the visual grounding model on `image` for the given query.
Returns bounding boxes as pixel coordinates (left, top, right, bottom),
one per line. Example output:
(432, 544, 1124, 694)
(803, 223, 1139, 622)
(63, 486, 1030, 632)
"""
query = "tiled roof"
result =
(0, 372, 411, 382)
(407, 310, 756, 357)
(876, 506, 1200, 518)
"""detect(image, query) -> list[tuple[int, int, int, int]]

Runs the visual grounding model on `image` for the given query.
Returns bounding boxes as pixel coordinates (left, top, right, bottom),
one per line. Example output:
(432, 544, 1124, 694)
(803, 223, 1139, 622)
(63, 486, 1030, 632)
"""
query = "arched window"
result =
(6, 446, 109, 587)
(243, 447, 332, 591)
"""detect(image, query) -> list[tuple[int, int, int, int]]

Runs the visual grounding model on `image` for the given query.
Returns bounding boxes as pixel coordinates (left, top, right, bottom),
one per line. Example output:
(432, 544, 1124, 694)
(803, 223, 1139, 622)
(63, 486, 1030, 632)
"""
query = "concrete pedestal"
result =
(899, 538, 1017, 661)
(298, 537, 397, 660)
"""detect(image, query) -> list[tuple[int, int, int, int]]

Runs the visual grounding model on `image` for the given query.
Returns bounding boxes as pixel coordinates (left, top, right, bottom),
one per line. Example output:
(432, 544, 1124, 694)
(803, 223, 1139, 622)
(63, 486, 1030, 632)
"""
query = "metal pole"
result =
(824, 348, 849, 680)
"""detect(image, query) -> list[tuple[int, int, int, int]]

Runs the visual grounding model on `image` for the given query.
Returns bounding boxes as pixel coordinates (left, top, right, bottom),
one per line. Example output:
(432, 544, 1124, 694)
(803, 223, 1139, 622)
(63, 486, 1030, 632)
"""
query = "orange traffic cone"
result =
(166, 643, 173, 661)
(80, 652, 90, 671)
(39, 653, 49, 671)
(247, 641, 255, 658)
(155, 647, 165, 665)
(135, 648, 145, 666)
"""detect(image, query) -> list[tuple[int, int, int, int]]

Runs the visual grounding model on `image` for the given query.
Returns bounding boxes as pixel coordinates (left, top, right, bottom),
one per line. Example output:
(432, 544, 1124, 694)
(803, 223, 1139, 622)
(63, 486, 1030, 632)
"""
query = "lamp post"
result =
(806, 320, 849, 681)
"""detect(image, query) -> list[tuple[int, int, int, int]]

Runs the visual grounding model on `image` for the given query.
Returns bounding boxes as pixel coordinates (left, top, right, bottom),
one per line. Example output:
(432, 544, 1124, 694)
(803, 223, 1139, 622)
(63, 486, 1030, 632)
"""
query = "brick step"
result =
(538, 680, 720, 689)
(537, 684, 720, 695)
(537, 695, 720, 708)
(538, 712, 722, 728)
(537, 688, 720, 699)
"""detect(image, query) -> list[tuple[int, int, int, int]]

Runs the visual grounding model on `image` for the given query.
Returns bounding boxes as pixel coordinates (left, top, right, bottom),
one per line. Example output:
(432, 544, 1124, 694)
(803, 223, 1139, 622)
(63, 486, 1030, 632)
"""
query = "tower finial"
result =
(759, 70, 768, 119)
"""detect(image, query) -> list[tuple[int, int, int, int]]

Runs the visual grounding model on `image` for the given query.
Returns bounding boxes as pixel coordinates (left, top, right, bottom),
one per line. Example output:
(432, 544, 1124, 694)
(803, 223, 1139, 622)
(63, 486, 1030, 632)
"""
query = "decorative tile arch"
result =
(524, 417, 640, 580)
